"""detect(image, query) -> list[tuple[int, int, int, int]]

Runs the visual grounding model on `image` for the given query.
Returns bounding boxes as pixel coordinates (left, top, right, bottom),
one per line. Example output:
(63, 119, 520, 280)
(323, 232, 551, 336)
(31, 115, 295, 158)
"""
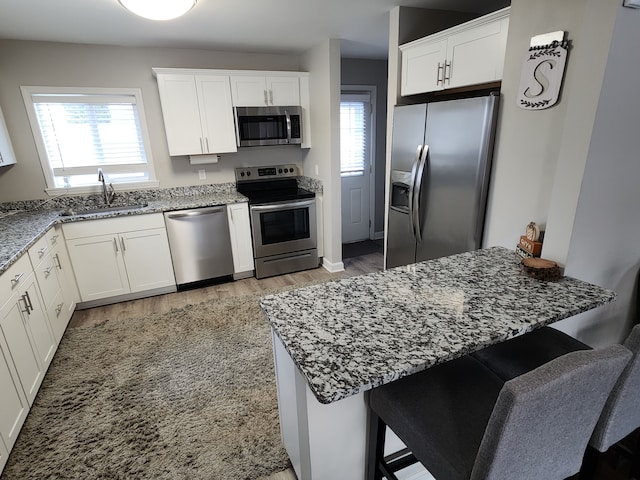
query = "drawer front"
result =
(62, 213, 166, 239)
(1, 255, 33, 309)
(46, 290, 68, 344)
(28, 230, 53, 269)
(33, 255, 61, 310)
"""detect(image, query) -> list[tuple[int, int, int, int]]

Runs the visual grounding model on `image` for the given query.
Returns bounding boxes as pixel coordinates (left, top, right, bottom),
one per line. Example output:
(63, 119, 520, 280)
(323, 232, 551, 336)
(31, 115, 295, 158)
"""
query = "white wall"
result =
(301, 39, 343, 271)
(483, 0, 618, 256)
(0, 40, 305, 202)
(557, 5, 640, 346)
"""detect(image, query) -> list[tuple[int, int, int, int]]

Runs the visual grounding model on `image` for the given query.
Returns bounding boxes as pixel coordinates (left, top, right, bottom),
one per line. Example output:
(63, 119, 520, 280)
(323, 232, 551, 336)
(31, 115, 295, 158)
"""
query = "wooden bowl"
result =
(521, 257, 562, 281)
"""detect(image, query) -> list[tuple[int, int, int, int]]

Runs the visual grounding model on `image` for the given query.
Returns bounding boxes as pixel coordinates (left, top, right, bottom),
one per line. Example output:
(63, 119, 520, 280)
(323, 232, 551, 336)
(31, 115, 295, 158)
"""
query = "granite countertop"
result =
(0, 189, 247, 276)
(259, 246, 616, 404)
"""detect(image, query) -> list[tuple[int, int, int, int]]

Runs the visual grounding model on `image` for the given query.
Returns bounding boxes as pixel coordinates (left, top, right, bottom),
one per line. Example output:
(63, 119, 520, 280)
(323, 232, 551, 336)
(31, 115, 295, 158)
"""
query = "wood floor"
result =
(67, 245, 382, 480)
(70, 246, 383, 328)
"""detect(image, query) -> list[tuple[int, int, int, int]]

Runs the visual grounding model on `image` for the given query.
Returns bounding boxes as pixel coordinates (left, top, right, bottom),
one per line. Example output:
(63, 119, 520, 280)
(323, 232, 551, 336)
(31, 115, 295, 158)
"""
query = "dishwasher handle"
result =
(165, 206, 226, 219)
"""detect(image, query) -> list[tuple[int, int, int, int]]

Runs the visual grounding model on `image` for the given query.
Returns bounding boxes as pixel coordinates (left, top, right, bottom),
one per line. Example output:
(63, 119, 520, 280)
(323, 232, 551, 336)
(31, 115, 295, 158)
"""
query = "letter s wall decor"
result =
(517, 31, 570, 110)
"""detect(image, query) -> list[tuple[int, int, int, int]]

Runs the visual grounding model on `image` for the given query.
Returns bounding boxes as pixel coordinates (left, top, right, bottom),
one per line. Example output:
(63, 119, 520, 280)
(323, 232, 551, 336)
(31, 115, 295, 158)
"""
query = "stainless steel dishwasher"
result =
(164, 206, 234, 287)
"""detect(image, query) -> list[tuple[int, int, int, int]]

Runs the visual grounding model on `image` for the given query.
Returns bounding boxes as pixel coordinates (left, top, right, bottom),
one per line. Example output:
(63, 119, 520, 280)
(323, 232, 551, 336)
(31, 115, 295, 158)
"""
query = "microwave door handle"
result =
(285, 110, 292, 144)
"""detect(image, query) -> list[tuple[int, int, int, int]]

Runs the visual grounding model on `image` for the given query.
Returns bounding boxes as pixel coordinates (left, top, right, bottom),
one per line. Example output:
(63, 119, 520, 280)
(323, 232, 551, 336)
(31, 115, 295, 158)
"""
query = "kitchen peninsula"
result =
(259, 246, 616, 480)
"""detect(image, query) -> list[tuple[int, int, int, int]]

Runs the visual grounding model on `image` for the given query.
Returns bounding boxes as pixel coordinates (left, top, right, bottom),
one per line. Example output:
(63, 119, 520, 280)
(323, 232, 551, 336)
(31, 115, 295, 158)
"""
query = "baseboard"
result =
(373, 231, 384, 241)
(322, 257, 345, 273)
(76, 285, 177, 310)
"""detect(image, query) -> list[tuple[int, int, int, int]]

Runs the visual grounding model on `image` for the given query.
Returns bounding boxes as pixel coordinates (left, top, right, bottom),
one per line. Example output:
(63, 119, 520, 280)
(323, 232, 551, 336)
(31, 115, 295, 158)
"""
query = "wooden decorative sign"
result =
(517, 31, 569, 110)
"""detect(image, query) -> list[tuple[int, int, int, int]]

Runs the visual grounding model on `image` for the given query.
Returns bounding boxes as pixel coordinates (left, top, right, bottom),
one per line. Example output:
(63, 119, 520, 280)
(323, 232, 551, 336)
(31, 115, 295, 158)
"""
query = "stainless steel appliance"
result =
(234, 106, 302, 147)
(236, 164, 318, 279)
(386, 94, 499, 268)
(164, 206, 234, 286)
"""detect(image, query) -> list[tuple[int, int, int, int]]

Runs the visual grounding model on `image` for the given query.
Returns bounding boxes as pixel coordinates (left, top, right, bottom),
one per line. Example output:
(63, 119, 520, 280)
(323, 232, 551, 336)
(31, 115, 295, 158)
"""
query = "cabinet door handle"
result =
(24, 290, 34, 314)
(19, 294, 30, 315)
(114, 237, 119, 253)
(55, 302, 64, 317)
(229, 208, 235, 224)
(120, 237, 126, 252)
(10, 272, 24, 288)
(38, 246, 47, 258)
(269, 90, 274, 105)
(199, 137, 204, 154)
(53, 253, 62, 270)
(444, 61, 451, 85)
(205, 137, 210, 153)
(264, 89, 268, 105)
(51, 234, 60, 245)
(44, 266, 53, 277)
(437, 62, 444, 85)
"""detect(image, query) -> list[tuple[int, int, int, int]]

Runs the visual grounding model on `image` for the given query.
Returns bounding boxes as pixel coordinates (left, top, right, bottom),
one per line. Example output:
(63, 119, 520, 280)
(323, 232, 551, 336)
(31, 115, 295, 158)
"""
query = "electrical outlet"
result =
(198, 169, 206, 180)
(314, 164, 319, 175)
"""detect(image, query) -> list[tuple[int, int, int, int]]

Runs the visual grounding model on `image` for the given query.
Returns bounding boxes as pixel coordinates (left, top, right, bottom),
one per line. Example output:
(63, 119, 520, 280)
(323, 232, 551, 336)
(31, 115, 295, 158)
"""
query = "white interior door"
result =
(341, 92, 372, 244)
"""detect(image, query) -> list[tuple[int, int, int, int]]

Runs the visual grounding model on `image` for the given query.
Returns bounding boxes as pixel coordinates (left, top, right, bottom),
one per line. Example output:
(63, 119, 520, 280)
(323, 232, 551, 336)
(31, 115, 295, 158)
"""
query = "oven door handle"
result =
(251, 199, 315, 212)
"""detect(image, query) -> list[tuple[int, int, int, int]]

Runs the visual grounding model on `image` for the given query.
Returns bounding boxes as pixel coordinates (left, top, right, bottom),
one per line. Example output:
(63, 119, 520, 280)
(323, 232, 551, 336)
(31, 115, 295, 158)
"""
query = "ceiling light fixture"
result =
(118, 0, 197, 21)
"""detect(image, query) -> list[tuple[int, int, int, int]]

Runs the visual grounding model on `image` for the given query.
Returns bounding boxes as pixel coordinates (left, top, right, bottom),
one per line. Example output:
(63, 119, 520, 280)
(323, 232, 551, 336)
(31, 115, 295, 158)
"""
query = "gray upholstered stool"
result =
(472, 324, 640, 479)
(367, 345, 631, 480)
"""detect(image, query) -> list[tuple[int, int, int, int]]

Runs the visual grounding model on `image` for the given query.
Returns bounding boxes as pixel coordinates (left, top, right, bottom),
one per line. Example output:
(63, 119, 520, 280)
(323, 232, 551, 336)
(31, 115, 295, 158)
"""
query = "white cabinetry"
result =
(0, 332, 29, 463)
(227, 203, 254, 277)
(0, 105, 17, 167)
(230, 75, 301, 107)
(0, 254, 54, 406)
(63, 214, 176, 304)
(28, 227, 77, 343)
(155, 73, 237, 156)
(400, 7, 510, 95)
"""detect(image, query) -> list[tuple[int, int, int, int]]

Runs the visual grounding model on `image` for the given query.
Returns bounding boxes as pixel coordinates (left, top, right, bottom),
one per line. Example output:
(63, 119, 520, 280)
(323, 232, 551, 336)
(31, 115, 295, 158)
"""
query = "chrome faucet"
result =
(97, 168, 116, 206)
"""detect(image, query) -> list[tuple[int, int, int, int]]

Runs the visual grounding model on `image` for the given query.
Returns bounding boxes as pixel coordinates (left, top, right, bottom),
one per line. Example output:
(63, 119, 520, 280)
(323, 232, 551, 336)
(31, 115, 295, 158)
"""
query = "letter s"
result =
(524, 59, 556, 99)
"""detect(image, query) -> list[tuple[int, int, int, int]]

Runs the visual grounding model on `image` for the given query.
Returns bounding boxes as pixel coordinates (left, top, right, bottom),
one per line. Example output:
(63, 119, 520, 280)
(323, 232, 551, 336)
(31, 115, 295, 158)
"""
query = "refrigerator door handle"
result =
(412, 144, 429, 244)
(408, 145, 422, 240)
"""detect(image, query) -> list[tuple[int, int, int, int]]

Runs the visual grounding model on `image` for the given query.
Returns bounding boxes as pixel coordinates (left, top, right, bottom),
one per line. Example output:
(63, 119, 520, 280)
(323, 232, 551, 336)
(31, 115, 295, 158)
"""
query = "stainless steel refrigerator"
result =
(386, 94, 499, 269)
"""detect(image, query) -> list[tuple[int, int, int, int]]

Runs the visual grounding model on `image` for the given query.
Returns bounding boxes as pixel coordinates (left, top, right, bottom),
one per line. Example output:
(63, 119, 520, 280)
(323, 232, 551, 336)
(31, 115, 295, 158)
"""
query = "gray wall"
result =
(341, 58, 388, 235)
(0, 40, 305, 202)
(562, 5, 640, 346)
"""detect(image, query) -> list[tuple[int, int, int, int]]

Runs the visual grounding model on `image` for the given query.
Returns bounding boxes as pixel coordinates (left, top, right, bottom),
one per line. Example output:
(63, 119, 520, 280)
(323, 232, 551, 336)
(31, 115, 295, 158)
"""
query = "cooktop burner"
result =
(235, 164, 315, 204)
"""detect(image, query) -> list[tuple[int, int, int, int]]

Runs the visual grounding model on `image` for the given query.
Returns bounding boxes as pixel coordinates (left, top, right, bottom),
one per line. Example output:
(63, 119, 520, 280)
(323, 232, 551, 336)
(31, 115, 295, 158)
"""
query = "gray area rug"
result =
(1, 291, 293, 479)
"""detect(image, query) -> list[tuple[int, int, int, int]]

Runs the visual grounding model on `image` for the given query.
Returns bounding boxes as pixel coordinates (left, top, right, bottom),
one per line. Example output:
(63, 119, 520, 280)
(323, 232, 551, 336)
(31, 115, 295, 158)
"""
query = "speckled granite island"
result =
(259, 246, 616, 480)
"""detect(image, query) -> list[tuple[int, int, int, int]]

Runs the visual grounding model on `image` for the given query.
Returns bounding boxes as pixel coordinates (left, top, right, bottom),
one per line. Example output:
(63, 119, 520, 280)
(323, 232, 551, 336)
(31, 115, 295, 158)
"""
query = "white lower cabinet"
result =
(0, 271, 53, 406)
(0, 435, 8, 474)
(63, 214, 176, 303)
(227, 203, 254, 276)
(0, 333, 29, 459)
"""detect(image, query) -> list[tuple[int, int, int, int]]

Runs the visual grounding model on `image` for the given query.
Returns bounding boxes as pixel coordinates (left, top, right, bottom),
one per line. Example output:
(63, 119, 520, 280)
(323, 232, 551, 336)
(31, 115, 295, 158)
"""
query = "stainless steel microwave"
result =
(234, 106, 302, 147)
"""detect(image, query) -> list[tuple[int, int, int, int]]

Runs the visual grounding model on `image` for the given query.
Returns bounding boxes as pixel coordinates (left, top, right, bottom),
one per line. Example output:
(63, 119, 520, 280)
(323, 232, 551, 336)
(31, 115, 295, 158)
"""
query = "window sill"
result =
(45, 180, 160, 197)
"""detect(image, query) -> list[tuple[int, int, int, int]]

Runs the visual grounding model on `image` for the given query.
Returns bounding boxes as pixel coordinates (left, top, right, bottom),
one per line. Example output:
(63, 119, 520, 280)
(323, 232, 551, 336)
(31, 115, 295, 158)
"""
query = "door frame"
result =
(340, 84, 377, 241)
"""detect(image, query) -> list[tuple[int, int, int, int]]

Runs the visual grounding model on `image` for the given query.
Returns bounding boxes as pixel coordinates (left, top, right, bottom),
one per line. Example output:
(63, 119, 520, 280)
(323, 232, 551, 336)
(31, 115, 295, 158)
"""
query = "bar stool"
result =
(472, 324, 640, 479)
(367, 345, 631, 480)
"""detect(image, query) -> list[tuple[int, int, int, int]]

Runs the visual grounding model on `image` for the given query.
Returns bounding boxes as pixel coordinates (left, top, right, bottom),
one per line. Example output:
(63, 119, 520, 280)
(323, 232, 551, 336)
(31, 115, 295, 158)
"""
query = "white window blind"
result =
(21, 87, 156, 191)
(340, 99, 369, 177)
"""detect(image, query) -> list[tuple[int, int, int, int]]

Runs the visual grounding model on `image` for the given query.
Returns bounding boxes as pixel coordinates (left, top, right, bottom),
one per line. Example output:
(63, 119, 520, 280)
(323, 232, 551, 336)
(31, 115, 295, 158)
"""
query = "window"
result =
(21, 86, 157, 192)
(340, 94, 371, 177)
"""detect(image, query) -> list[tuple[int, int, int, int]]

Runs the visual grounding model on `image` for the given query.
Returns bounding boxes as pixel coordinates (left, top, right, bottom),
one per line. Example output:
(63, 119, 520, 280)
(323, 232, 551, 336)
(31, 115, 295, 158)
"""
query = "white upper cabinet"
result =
(0, 105, 17, 167)
(155, 72, 237, 156)
(230, 74, 301, 107)
(400, 7, 510, 96)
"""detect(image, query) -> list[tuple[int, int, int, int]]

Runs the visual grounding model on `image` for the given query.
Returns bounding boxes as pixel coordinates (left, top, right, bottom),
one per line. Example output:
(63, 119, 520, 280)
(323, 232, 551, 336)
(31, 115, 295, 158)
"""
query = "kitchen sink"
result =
(59, 203, 149, 216)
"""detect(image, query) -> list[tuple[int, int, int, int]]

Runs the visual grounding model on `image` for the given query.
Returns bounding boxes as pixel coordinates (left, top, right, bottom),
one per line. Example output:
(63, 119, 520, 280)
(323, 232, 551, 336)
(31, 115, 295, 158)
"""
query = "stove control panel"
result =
(235, 164, 299, 182)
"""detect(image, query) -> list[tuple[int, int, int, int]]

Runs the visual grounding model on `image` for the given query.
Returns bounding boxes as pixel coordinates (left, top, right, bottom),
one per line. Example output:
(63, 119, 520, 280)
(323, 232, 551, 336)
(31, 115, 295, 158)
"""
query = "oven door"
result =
(250, 198, 317, 258)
